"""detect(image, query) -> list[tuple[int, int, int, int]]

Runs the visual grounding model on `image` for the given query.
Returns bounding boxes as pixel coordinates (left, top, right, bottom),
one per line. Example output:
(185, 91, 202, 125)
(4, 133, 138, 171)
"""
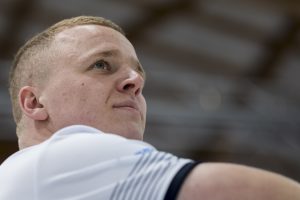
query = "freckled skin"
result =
(39, 25, 146, 140)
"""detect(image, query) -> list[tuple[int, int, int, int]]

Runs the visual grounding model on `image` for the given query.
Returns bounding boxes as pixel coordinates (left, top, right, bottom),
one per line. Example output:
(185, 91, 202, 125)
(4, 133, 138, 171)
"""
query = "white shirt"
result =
(0, 125, 192, 200)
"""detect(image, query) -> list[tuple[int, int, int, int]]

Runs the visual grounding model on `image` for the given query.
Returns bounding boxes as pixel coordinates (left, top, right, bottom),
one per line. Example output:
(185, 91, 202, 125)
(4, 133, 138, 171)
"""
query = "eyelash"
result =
(89, 59, 145, 79)
(136, 65, 145, 79)
(137, 66, 144, 74)
(91, 59, 111, 71)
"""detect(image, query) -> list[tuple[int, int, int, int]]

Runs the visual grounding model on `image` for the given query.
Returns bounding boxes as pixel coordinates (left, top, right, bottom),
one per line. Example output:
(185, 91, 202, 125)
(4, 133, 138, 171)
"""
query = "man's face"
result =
(39, 25, 146, 140)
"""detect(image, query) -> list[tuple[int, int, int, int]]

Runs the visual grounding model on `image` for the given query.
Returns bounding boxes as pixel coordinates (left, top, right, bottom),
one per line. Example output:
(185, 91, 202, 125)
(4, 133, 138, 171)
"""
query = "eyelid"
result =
(136, 64, 146, 80)
(89, 59, 110, 71)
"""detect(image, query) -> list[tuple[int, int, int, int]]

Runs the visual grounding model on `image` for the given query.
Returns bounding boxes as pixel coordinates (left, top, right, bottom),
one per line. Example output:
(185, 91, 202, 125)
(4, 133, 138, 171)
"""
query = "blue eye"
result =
(92, 60, 111, 71)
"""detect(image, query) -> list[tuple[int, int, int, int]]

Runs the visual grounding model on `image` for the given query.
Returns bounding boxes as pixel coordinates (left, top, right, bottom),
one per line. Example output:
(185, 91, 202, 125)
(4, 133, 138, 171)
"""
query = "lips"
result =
(113, 100, 140, 115)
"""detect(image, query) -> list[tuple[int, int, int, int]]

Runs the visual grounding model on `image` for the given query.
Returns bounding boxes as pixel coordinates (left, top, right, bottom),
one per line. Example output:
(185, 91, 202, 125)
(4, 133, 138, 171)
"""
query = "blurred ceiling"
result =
(0, 0, 300, 180)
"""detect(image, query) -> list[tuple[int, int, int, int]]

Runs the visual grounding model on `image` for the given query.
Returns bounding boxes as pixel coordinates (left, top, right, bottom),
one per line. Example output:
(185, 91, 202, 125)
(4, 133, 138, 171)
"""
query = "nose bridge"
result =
(128, 69, 140, 81)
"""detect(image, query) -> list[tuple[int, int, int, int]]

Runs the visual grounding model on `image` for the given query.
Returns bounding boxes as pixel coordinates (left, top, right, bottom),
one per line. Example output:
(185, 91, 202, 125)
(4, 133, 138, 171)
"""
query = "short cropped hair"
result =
(9, 16, 124, 126)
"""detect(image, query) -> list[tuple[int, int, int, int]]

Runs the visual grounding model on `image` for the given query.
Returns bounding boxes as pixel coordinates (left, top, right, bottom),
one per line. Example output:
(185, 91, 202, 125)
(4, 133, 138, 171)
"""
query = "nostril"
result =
(122, 83, 141, 95)
(123, 83, 134, 91)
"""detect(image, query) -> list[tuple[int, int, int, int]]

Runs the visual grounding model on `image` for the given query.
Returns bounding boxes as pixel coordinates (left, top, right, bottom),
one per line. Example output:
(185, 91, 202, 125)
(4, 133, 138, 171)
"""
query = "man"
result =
(0, 16, 299, 200)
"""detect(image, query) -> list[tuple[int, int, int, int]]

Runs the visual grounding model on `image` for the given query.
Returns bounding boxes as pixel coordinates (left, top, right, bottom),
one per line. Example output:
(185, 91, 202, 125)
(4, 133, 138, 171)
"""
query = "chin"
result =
(92, 122, 144, 140)
(113, 127, 144, 141)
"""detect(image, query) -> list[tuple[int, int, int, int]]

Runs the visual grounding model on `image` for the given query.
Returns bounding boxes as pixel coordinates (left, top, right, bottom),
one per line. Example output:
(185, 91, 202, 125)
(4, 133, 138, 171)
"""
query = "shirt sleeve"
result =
(164, 161, 200, 200)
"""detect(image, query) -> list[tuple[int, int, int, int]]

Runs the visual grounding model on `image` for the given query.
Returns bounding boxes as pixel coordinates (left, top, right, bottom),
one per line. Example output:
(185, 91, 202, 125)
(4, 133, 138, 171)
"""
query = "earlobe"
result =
(19, 86, 48, 121)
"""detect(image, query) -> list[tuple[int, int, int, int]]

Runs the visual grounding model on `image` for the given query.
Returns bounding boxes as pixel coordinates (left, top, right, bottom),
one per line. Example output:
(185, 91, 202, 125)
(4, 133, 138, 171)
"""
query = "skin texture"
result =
(177, 163, 300, 200)
(19, 25, 146, 148)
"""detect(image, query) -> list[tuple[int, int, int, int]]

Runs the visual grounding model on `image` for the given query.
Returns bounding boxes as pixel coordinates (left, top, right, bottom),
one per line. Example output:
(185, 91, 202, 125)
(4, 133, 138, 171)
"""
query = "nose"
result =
(117, 70, 144, 96)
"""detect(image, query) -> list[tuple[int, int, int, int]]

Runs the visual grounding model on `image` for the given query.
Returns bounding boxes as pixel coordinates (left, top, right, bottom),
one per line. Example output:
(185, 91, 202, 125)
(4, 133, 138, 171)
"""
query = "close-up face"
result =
(39, 25, 146, 140)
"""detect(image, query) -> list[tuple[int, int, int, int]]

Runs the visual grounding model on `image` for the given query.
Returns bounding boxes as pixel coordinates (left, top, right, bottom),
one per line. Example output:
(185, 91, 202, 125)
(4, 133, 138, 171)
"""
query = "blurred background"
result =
(0, 0, 300, 181)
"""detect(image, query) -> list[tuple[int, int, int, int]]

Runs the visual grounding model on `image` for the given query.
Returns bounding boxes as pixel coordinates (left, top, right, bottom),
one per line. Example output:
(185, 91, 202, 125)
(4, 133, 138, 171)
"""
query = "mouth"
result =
(113, 100, 140, 114)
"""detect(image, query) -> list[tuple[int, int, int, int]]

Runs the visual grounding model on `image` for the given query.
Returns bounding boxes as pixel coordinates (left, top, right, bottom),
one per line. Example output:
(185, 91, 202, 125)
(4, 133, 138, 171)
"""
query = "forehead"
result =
(52, 25, 137, 59)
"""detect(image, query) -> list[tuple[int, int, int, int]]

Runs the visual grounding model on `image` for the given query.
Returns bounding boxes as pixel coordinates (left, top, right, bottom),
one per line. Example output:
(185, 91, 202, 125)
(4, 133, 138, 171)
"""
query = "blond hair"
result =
(9, 16, 124, 127)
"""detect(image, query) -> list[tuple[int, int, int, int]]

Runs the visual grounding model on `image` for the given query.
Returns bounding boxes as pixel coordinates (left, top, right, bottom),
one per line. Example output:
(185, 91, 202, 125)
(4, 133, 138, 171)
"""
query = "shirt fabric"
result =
(0, 125, 194, 200)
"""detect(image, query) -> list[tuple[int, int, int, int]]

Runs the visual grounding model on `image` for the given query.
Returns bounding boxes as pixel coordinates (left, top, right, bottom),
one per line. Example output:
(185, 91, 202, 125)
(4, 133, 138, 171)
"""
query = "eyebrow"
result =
(95, 49, 119, 57)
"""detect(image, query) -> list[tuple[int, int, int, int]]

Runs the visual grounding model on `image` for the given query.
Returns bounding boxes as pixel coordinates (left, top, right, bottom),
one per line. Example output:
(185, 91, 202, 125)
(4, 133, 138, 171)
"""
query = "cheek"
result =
(49, 81, 87, 108)
(54, 82, 94, 121)
(73, 82, 106, 111)
(140, 96, 147, 116)
(71, 82, 91, 106)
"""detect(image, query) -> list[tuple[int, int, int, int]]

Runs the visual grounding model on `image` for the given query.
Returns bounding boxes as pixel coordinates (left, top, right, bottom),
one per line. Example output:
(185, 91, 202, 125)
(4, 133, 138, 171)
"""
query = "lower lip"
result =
(114, 106, 140, 114)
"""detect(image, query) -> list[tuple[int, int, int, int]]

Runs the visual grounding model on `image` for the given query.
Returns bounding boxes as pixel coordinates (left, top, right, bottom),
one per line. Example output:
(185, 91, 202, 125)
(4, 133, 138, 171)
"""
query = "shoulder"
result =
(0, 144, 41, 199)
(33, 125, 193, 199)
(177, 163, 300, 200)
(43, 125, 156, 160)
(0, 125, 158, 199)
(29, 125, 158, 177)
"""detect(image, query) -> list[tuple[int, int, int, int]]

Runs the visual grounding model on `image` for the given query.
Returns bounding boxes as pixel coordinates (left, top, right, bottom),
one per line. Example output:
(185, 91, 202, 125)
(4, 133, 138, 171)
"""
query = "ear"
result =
(19, 86, 48, 121)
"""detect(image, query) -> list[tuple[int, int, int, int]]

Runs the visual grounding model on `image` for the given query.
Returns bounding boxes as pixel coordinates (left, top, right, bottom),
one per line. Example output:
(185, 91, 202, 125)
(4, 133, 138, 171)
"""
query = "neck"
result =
(17, 119, 53, 150)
